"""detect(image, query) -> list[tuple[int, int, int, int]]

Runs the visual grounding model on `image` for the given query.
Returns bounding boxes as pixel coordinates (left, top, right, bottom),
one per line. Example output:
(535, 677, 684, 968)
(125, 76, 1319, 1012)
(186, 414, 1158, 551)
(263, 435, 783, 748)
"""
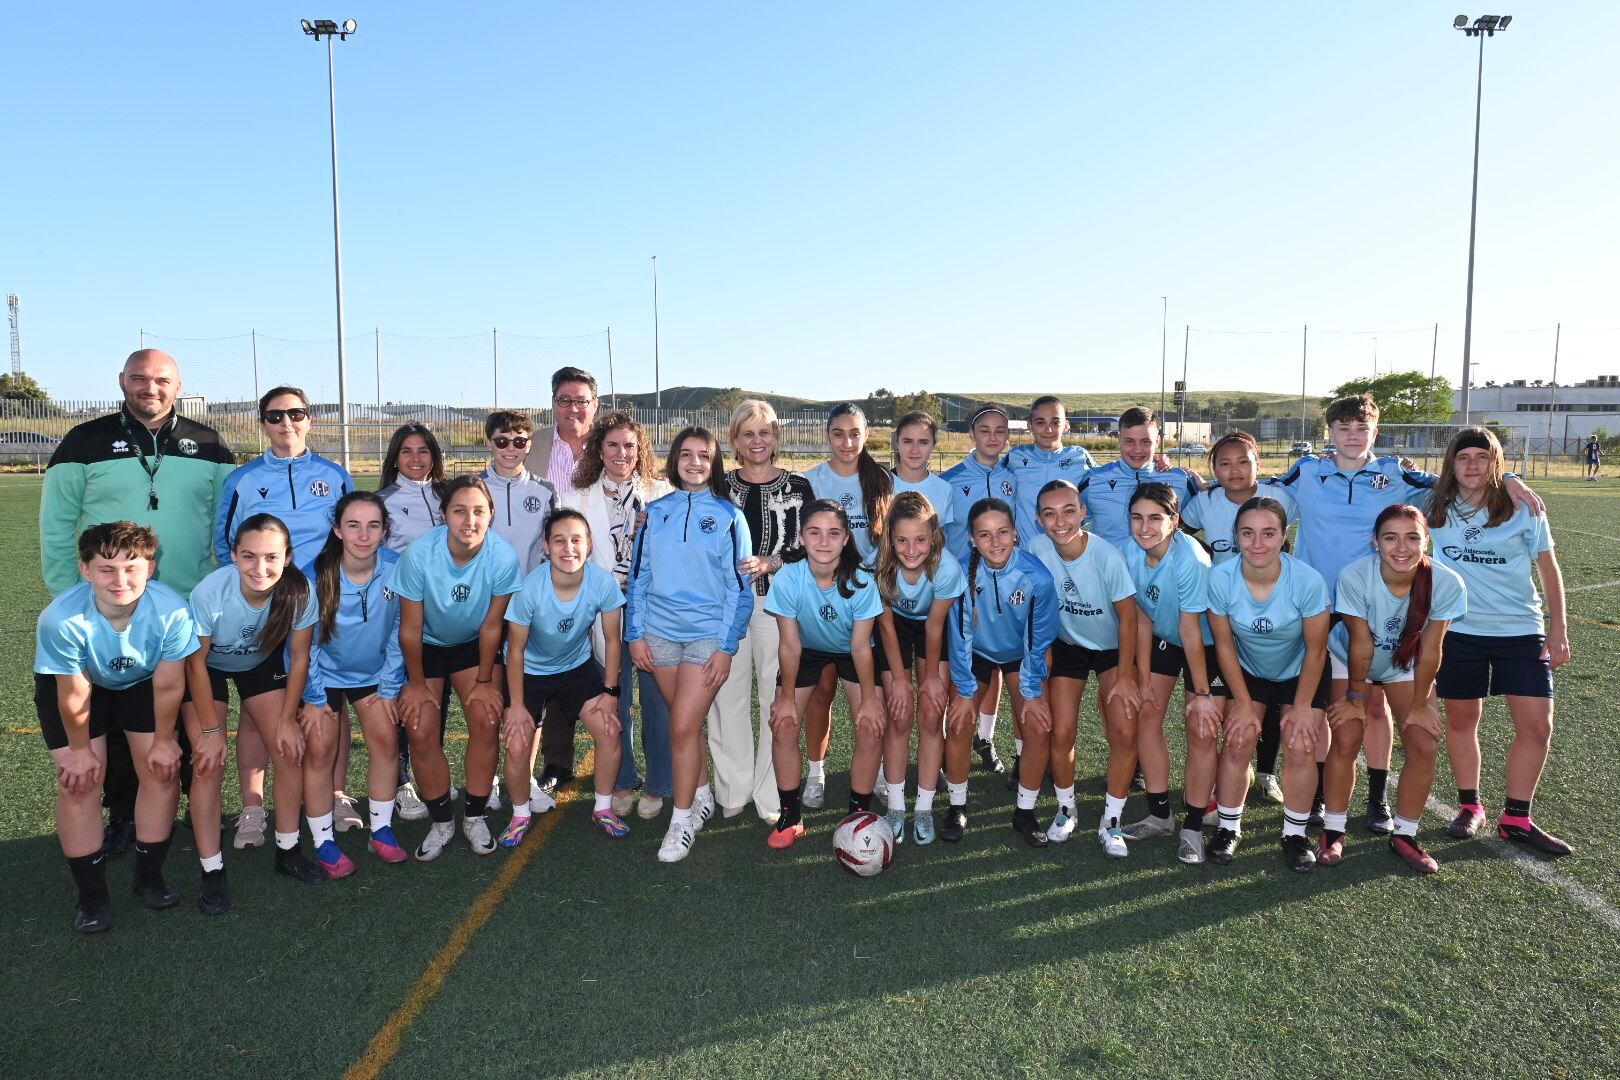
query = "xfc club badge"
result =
(1369, 474, 1391, 491)
(451, 584, 472, 603)
(699, 516, 718, 534)
(381, 587, 395, 602)
(1146, 584, 1160, 604)
(1008, 589, 1026, 606)
(999, 481, 1014, 497)
(897, 597, 917, 612)
(524, 496, 543, 514)
(309, 480, 331, 497)
(177, 438, 198, 456)
(109, 656, 136, 673)
(1252, 617, 1274, 634)
(558, 617, 575, 634)
(819, 604, 838, 622)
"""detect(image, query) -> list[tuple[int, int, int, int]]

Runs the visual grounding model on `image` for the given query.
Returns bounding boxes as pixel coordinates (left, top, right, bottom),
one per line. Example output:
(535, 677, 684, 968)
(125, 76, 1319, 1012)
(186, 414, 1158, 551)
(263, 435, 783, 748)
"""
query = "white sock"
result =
(1016, 785, 1038, 810)
(977, 713, 997, 740)
(1393, 815, 1420, 838)
(1282, 809, 1310, 838)
(307, 812, 335, 847)
(1056, 785, 1076, 813)
(947, 781, 968, 807)
(274, 830, 300, 851)
(807, 760, 826, 784)
(1014, 738, 1024, 756)
(510, 801, 532, 823)
(200, 852, 224, 873)
(886, 783, 906, 812)
(594, 793, 612, 812)
(915, 787, 936, 813)
(1217, 804, 1244, 837)
(672, 805, 693, 827)
(1323, 810, 1348, 834)
(695, 783, 712, 806)
(1102, 793, 1127, 827)
(368, 798, 394, 832)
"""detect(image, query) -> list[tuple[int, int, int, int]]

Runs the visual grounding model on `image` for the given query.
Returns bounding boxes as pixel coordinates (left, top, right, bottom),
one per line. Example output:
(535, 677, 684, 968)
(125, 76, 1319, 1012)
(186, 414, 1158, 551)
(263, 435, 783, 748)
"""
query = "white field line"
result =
(1565, 578, 1620, 595)
(1560, 528, 1620, 544)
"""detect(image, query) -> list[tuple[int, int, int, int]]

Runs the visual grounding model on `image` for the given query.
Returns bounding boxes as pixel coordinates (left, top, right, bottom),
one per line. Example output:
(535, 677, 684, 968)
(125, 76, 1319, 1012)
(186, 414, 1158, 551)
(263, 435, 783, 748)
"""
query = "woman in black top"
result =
(706, 399, 815, 823)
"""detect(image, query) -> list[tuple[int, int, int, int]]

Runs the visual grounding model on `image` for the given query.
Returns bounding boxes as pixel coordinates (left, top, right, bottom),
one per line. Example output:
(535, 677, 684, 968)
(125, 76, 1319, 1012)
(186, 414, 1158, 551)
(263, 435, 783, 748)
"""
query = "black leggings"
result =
(1255, 700, 1282, 776)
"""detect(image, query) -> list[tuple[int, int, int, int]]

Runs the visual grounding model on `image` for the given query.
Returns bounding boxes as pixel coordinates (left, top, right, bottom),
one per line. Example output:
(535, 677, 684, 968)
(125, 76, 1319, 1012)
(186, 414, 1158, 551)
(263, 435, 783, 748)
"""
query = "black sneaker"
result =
(1498, 820, 1573, 856)
(939, 805, 968, 843)
(198, 869, 230, 916)
(73, 902, 113, 934)
(1308, 796, 1326, 829)
(1365, 801, 1394, 835)
(101, 816, 135, 859)
(1004, 754, 1021, 791)
(1208, 827, 1241, 864)
(1011, 808, 1049, 848)
(273, 846, 325, 885)
(538, 764, 574, 797)
(1281, 834, 1317, 873)
(973, 737, 1003, 774)
(132, 876, 181, 910)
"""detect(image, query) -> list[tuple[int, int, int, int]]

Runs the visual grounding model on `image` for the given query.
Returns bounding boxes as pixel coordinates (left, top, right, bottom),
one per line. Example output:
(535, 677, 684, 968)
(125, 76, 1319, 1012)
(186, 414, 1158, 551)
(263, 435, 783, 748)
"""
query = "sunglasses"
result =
(491, 435, 531, 450)
(261, 408, 309, 424)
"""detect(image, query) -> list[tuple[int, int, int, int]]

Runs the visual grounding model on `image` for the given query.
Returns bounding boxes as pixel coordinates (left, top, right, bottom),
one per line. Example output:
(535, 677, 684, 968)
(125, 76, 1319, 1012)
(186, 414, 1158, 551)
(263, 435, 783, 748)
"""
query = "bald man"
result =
(40, 349, 236, 853)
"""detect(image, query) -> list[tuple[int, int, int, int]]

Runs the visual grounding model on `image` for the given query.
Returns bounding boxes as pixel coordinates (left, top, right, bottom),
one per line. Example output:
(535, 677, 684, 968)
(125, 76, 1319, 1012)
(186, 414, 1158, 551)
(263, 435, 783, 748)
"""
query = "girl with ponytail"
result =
(1323, 505, 1467, 874)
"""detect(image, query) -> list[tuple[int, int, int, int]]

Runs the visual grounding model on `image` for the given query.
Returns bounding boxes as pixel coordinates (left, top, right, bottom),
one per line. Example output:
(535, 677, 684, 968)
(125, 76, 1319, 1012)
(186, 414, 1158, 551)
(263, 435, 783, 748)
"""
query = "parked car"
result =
(1291, 440, 1313, 456)
(1166, 443, 1208, 458)
(0, 430, 60, 463)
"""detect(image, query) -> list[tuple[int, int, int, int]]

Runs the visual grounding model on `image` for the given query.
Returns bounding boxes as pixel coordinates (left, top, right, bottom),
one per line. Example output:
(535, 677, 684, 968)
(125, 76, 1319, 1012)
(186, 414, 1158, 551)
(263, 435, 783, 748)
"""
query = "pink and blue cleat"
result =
(315, 839, 357, 879)
(368, 826, 408, 864)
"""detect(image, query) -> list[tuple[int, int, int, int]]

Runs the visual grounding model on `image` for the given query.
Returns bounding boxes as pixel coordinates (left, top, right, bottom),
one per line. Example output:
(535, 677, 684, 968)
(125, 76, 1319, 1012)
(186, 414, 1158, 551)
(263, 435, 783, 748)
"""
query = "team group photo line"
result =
(32, 348, 1574, 933)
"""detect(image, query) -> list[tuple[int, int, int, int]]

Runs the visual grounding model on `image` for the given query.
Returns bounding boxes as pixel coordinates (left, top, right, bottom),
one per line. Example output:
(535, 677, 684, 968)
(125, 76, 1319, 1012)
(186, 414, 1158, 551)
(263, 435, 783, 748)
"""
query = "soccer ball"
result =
(832, 812, 895, 877)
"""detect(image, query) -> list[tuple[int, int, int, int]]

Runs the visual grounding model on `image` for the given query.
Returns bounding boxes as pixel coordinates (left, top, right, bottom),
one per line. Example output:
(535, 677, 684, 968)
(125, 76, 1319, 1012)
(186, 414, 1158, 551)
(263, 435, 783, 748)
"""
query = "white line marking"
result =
(1561, 528, 1620, 544)
(1566, 578, 1620, 595)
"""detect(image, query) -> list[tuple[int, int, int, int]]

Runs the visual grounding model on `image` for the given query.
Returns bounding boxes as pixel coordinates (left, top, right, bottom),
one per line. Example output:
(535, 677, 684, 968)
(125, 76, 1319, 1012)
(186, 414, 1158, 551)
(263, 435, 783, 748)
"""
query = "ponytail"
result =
(784, 499, 866, 598)
(233, 513, 310, 652)
(963, 497, 1015, 628)
(314, 491, 391, 644)
(826, 403, 892, 545)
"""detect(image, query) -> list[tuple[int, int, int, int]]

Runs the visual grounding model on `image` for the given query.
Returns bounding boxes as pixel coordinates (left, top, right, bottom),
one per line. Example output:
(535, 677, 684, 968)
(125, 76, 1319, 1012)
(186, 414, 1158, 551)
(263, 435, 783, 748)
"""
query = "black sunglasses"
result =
(491, 435, 530, 450)
(262, 408, 310, 424)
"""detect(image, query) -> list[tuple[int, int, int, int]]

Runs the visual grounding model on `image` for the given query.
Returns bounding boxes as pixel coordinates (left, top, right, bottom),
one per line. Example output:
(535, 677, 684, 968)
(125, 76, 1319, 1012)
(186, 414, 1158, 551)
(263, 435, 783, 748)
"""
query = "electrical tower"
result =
(6, 294, 19, 376)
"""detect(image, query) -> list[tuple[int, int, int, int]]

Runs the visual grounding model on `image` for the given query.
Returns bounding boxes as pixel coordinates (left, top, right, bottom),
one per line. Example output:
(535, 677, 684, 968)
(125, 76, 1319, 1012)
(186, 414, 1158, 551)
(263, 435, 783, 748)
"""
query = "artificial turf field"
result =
(1, 472, 1617, 1080)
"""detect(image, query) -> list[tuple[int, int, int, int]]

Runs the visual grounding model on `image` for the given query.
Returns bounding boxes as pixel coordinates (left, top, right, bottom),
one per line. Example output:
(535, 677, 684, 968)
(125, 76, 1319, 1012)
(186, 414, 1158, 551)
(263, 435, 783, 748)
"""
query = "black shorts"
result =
(1436, 631, 1553, 700)
(326, 684, 381, 711)
(781, 648, 859, 689)
(522, 662, 600, 718)
(875, 616, 930, 674)
(1149, 636, 1232, 698)
(423, 638, 485, 680)
(970, 653, 1022, 686)
(35, 673, 158, 751)
(1050, 638, 1118, 682)
(1241, 655, 1330, 710)
(186, 650, 289, 704)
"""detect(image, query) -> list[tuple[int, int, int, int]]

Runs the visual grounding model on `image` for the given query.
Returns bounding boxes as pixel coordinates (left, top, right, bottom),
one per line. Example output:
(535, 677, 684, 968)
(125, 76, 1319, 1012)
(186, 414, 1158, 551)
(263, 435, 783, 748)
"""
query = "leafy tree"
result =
(1230, 396, 1261, 419)
(1327, 371, 1454, 425)
(706, 387, 750, 413)
(892, 389, 944, 421)
(0, 372, 49, 401)
(865, 388, 895, 423)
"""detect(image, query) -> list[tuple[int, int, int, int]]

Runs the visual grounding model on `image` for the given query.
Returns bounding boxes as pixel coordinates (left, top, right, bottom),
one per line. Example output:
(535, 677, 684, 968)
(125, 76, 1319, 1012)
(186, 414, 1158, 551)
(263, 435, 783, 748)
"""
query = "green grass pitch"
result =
(1, 473, 1617, 1079)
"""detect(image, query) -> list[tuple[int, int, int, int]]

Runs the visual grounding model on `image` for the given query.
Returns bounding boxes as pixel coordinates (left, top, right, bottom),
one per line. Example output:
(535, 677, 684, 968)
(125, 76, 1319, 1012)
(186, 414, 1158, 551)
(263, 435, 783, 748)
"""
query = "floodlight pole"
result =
(652, 256, 662, 409)
(1457, 16, 1509, 425)
(1158, 296, 1168, 421)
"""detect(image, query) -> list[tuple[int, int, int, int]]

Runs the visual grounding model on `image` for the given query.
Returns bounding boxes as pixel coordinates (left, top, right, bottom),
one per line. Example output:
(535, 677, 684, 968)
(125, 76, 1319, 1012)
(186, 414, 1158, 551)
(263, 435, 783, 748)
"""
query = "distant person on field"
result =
(38, 348, 234, 862)
(1586, 436, 1601, 481)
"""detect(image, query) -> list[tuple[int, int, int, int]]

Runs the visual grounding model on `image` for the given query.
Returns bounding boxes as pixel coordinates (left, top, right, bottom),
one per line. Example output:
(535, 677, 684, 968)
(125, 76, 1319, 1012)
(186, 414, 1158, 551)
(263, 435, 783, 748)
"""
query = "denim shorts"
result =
(644, 633, 722, 668)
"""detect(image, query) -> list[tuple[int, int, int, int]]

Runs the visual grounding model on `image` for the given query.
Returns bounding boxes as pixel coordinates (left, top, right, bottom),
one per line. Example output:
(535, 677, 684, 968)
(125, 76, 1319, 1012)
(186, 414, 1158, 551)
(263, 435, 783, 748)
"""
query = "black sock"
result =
(777, 786, 802, 829)
(1367, 767, 1389, 805)
(1313, 762, 1326, 804)
(1181, 803, 1205, 832)
(1146, 791, 1171, 820)
(67, 853, 109, 909)
(1505, 796, 1532, 818)
(1257, 703, 1282, 774)
(1459, 787, 1480, 806)
(849, 790, 873, 813)
(464, 790, 489, 818)
(425, 792, 454, 824)
(133, 837, 171, 885)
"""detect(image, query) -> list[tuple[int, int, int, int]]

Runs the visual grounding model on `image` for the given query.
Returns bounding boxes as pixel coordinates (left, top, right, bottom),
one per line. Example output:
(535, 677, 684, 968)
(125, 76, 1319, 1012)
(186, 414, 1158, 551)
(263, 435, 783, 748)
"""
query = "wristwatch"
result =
(602, 685, 622, 698)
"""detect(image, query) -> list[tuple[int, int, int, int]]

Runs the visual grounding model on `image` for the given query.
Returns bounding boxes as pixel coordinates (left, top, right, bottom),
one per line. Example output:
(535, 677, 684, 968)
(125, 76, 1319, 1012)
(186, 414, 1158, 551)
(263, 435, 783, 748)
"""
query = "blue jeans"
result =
(616, 658, 673, 798)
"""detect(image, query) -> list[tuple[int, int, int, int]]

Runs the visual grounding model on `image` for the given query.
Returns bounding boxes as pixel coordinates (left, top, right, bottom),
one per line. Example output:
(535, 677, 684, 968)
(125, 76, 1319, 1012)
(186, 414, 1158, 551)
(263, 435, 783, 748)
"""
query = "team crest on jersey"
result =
(558, 617, 575, 634)
(111, 440, 130, 454)
(177, 438, 198, 456)
(109, 656, 136, 672)
(381, 586, 395, 602)
(1212, 539, 1233, 553)
(839, 493, 855, 509)
(1464, 526, 1483, 543)
(309, 480, 332, 497)
(1384, 615, 1403, 633)
(1061, 578, 1076, 594)
(240, 626, 257, 639)
(451, 583, 472, 603)
(1441, 545, 1464, 560)
(1146, 584, 1160, 604)
(999, 480, 1014, 497)
(524, 496, 543, 514)
(1059, 457, 1073, 470)
(1009, 589, 1026, 606)
(699, 515, 718, 533)
(1252, 617, 1274, 634)
(897, 597, 917, 612)
(819, 603, 838, 622)
(1369, 474, 1391, 490)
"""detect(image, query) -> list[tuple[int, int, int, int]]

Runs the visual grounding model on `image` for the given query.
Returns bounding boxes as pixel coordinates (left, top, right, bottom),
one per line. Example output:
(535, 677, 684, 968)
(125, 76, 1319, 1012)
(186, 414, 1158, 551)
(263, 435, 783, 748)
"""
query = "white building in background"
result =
(1455, 376, 1620, 453)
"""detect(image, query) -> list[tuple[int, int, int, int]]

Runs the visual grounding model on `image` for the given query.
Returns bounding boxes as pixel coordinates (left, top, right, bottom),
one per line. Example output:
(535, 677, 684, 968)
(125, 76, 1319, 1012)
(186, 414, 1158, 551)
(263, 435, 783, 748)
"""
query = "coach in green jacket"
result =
(39, 349, 236, 855)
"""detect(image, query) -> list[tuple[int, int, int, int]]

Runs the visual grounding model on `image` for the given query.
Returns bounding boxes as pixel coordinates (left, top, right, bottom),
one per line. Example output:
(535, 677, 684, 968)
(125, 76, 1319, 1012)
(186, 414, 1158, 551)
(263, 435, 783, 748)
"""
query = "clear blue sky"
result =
(7, 2, 1616, 406)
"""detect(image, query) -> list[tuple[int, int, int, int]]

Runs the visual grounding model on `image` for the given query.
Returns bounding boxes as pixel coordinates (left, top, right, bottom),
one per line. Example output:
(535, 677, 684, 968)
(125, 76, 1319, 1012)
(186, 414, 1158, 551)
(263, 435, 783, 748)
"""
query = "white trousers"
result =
(706, 591, 782, 818)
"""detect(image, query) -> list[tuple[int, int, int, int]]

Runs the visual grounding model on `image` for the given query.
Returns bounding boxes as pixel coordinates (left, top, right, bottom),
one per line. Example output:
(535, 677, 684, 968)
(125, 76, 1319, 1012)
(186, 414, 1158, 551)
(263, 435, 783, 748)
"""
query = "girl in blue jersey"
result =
(797, 404, 893, 809)
(1027, 480, 1141, 854)
(942, 498, 1060, 843)
(1323, 505, 1468, 874)
(1430, 428, 1573, 855)
(503, 509, 628, 844)
(626, 427, 753, 864)
(1206, 497, 1332, 872)
(35, 521, 199, 932)
(763, 500, 885, 849)
(1123, 483, 1227, 865)
(872, 492, 966, 844)
(301, 491, 408, 870)
(393, 475, 525, 863)
(890, 412, 957, 543)
(185, 513, 323, 891)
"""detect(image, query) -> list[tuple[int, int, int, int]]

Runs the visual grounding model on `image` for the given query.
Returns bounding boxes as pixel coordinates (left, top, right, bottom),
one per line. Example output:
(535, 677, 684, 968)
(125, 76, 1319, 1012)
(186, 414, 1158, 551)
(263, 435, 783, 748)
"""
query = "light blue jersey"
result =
(1024, 533, 1135, 650)
(947, 548, 1060, 700)
(300, 549, 406, 704)
(799, 461, 878, 560)
(1004, 443, 1098, 549)
(1076, 460, 1200, 552)
(1429, 500, 1553, 637)
(887, 549, 967, 621)
(506, 562, 625, 676)
(189, 564, 319, 672)
(1123, 530, 1214, 648)
(1330, 554, 1468, 681)
(392, 526, 524, 647)
(625, 490, 753, 655)
(35, 581, 199, 688)
(215, 449, 354, 568)
(939, 454, 1017, 563)
(765, 559, 884, 655)
(891, 471, 956, 536)
(1181, 484, 1299, 565)
(1207, 553, 1331, 681)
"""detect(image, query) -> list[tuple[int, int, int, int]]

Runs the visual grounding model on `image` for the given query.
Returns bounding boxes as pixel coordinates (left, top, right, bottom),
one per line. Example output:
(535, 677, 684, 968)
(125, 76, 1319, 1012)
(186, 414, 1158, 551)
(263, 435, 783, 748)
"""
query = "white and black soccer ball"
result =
(832, 811, 895, 878)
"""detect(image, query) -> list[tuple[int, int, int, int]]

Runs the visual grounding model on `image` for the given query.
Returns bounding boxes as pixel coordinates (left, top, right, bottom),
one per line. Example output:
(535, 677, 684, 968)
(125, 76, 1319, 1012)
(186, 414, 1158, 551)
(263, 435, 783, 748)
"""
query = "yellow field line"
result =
(341, 750, 594, 1080)
(1571, 612, 1620, 634)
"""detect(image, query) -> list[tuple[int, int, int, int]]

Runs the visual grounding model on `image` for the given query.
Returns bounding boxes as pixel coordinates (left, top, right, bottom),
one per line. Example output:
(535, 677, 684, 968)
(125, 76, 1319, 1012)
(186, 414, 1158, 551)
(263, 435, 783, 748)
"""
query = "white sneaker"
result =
(530, 777, 544, 806)
(395, 782, 428, 821)
(332, 792, 364, 833)
(486, 785, 502, 813)
(462, 815, 495, 856)
(1255, 772, 1285, 805)
(529, 789, 557, 815)
(873, 776, 889, 804)
(636, 795, 664, 820)
(233, 805, 268, 850)
(1120, 813, 1175, 841)
(416, 820, 456, 862)
(692, 789, 716, 833)
(1098, 822, 1129, 858)
(1178, 827, 1206, 864)
(1046, 807, 1076, 844)
(802, 779, 826, 809)
(657, 819, 696, 863)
